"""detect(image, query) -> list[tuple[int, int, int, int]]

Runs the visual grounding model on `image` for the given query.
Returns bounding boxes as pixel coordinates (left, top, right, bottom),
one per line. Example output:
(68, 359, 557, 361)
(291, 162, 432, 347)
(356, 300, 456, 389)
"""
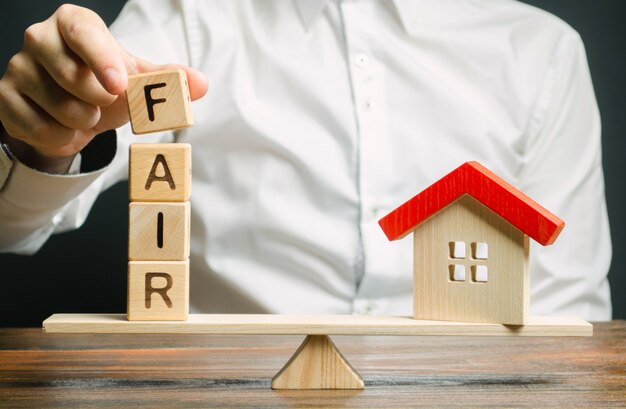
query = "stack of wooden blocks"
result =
(125, 69, 194, 321)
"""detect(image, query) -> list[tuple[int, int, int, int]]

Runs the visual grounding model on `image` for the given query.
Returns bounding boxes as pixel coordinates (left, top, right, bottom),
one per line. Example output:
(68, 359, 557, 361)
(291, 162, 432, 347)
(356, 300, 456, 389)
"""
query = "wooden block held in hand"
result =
(129, 143, 191, 202)
(129, 202, 190, 261)
(126, 69, 193, 134)
(127, 260, 189, 321)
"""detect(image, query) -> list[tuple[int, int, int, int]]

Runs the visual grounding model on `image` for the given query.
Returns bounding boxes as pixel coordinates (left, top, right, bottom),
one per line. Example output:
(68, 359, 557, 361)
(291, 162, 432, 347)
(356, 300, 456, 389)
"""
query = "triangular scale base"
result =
(271, 335, 364, 389)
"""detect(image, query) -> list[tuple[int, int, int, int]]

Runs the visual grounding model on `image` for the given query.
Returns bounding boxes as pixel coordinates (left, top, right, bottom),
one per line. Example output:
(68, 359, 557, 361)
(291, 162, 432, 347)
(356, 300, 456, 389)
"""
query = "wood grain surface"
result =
(127, 261, 189, 321)
(271, 335, 364, 389)
(412, 195, 530, 325)
(1, 322, 623, 408)
(126, 69, 194, 135)
(43, 314, 591, 336)
(129, 143, 191, 202)
(128, 202, 190, 261)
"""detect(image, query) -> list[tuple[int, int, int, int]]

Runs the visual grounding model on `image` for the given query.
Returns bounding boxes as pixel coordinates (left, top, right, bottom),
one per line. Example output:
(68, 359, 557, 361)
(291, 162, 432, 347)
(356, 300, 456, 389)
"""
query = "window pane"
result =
(473, 242, 488, 260)
(449, 241, 466, 259)
(449, 264, 466, 281)
(472, 265, 488, 282)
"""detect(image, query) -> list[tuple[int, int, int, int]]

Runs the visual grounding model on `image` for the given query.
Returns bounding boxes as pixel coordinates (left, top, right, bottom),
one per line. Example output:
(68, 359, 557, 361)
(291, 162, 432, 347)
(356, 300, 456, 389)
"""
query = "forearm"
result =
(0, 131, 121, 254)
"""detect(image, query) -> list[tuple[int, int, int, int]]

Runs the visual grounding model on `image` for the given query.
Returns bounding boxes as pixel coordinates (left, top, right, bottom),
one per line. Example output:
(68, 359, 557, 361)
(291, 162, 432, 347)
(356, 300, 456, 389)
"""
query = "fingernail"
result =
(103, 68, 120, 92)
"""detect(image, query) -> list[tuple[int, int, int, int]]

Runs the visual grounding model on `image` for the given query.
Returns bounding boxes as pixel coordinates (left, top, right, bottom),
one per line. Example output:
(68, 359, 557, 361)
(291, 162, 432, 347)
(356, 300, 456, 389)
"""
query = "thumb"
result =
(127, 56, 209, 101)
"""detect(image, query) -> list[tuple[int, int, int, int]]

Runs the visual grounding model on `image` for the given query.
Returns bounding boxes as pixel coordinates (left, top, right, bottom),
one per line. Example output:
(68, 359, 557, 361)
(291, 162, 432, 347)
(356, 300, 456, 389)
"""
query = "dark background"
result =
(0, 1, 624, 326)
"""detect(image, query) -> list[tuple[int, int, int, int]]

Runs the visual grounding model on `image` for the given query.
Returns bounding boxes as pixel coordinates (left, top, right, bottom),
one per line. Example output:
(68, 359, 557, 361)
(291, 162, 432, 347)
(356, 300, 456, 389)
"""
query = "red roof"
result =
(378, 162, 564, 246)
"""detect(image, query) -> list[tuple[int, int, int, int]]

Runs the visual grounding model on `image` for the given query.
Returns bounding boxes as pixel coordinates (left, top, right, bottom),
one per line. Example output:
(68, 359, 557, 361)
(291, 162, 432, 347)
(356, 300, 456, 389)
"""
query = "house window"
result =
(449, 264, 466, 281)
(472, 265, 488, 282)
(449, 241, 466, 259)
(472, 242, 488, 259)
(448, 241, 488, 283)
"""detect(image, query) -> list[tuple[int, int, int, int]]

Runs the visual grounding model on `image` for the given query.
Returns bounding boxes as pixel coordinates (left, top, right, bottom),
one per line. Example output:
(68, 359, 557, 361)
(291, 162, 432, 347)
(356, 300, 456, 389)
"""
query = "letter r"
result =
(145, 272, 174, 309)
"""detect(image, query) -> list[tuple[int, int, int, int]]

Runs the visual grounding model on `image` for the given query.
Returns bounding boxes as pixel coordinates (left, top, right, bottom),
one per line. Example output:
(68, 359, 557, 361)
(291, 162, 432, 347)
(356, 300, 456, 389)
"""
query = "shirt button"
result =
(52, 213, 63, 225)
(353, 53, 369, 68)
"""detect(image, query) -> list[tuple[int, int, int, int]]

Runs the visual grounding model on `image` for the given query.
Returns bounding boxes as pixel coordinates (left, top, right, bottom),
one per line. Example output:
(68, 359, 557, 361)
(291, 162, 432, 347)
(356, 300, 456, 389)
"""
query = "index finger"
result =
(55, 5, 127, 96)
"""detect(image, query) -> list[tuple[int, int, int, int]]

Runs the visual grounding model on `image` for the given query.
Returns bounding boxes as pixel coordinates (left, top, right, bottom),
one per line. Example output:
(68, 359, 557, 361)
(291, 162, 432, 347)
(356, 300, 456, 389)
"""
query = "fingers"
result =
(0, 80, 76, 150)
(0, 2, 210, 159)
(23, 20, 117, 107)
(52, 6, 209, 103)
(6, 53, 101, 131)
(133, 58, 209, 101)
(177, 66, 209, 101)
(0, 3, 124, 159)
(0, 82, 96, 160)
(54, 4, 127, 95)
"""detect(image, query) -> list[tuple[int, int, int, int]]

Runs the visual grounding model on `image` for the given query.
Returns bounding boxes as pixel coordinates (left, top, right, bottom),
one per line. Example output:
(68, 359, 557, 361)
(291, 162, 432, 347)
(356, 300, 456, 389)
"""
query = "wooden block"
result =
(272, 335, 364, 389)
(127, 260, 189, 321)
(128, 202, 190, 261)
(126, 69, 193, 134)
(42, 314, 592, 337)
(413, 195, 529, 325)
(129, 143, 191, 202)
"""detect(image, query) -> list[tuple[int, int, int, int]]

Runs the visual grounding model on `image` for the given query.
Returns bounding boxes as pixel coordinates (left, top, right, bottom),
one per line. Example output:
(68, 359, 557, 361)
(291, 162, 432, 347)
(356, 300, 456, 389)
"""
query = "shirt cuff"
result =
(67, 153, 82, 175)
(0, 131, 117, 211)
(0, 143, 12, 189)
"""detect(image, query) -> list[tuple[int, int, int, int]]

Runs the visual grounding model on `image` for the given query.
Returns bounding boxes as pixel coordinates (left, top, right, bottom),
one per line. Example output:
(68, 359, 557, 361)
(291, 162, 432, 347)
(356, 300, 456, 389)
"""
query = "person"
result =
(0, 0, 612, 320)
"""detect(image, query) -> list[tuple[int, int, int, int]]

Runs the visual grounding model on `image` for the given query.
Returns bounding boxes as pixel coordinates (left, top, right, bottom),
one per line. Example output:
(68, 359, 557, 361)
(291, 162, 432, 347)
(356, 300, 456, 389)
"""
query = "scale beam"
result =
(43, 314, 591, 336)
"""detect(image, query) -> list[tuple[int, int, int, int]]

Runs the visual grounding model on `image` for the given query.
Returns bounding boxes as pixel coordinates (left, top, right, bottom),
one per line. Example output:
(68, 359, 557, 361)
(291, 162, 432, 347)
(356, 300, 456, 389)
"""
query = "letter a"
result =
(145, 154, 176, 191)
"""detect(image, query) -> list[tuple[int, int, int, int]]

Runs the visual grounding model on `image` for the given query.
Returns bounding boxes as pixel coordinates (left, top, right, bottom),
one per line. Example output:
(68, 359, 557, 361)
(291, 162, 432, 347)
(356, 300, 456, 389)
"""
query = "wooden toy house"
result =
(379, 162, 565, 325)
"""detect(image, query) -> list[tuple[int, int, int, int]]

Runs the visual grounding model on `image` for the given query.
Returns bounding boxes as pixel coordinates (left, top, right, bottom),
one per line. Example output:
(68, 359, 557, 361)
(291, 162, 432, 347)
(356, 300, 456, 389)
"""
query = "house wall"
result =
(413, 195, 529, 324)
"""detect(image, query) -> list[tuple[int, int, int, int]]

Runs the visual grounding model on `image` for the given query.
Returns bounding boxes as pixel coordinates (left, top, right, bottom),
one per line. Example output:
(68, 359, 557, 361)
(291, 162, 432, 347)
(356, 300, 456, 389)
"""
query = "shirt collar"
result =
(293, 0, 419, 33)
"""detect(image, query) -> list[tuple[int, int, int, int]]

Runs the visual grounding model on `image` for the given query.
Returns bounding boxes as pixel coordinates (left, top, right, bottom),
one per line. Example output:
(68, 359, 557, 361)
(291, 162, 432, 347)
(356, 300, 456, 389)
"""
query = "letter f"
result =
(144, 83, 167, 121)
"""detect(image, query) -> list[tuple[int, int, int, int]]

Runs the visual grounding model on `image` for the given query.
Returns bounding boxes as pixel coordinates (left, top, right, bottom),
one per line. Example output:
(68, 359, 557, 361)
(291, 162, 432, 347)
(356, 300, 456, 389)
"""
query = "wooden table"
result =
(0, 321, 624, 408)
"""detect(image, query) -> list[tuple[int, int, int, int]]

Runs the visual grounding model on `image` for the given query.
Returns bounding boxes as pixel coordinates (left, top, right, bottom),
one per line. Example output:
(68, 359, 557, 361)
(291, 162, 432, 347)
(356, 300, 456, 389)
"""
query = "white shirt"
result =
(0, 0, 612, 320)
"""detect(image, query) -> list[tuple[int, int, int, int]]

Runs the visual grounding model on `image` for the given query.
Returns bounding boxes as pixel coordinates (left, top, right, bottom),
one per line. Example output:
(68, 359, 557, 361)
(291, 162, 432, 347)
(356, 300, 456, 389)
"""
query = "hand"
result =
(0, 4, 208, 173)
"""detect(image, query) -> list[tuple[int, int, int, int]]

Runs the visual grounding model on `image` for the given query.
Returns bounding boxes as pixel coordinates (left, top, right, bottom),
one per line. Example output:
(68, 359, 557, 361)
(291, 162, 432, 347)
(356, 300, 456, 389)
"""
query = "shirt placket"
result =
(340, 1, 393, 314)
